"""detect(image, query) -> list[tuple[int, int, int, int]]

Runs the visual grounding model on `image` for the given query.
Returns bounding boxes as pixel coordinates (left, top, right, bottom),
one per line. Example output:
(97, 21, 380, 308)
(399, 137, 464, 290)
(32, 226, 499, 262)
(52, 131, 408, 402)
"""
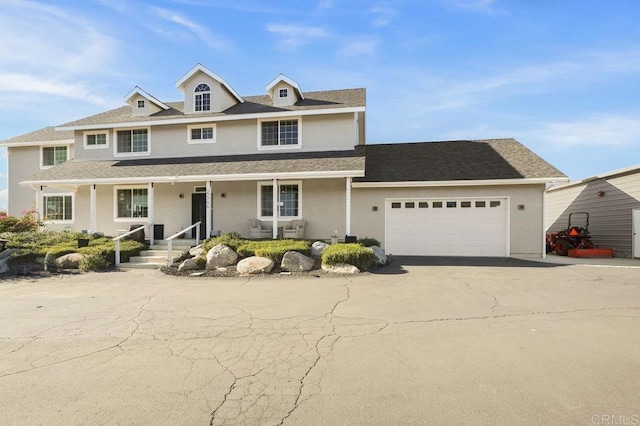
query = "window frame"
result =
(83, 130, 109, 150)
(257, 117, 302, 150)
(137, 99, 145, 109)
(40, 144, 69, 169)
(256, 181, 302, 220)
(42, 193, 74, 223)
(114, 127, 151, 157)
(279, 88, 288, 98)
(113, 186, 149, 221)
(194, 82, 211, 112)
(187, 123, 217, 144)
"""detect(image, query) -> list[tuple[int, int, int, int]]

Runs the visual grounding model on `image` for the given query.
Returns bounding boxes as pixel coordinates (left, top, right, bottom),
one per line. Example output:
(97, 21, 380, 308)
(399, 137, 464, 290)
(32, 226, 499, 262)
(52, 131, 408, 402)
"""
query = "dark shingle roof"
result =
(23, 150, 365, 184)
(58, 88, 365, 128)
(354, 139, 566, 182)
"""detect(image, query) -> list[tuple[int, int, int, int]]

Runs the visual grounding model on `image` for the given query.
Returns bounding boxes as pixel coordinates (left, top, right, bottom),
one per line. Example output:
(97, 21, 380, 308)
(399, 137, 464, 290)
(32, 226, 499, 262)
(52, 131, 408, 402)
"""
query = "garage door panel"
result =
(386, 198, 508, 257)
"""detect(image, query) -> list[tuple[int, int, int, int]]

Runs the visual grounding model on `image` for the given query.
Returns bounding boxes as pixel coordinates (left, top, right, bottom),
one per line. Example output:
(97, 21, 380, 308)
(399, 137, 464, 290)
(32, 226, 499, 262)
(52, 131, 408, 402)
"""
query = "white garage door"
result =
(385, 198, 509, 257)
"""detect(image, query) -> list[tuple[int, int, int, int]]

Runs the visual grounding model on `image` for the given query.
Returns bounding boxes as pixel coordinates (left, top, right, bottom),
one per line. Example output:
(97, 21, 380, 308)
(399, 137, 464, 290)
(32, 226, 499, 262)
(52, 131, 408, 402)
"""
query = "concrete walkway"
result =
(1, 261, 639, 425)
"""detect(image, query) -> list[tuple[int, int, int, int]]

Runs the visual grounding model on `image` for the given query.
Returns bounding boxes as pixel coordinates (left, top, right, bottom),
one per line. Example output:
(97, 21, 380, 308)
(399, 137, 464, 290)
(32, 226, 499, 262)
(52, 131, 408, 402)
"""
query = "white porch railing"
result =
(113, 223, 153, 267)
(165, 221, 201, 266)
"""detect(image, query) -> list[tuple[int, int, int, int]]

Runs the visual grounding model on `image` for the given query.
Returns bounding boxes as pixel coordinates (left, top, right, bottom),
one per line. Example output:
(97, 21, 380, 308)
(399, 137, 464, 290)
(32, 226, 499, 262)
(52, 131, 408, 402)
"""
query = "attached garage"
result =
(385, 197, 509, 257)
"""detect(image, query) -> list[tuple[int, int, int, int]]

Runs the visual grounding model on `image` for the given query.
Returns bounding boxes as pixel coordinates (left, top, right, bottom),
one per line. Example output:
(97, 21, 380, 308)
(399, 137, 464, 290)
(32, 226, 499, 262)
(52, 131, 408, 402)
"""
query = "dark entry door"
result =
(191, 193, 207, 239)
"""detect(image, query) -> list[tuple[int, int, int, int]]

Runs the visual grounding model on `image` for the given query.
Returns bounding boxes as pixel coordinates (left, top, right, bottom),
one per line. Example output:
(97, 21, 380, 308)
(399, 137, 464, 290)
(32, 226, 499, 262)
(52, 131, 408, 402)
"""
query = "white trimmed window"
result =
(44, 194, 73, 222)
(258, 118, 300, 148)
(257, 181, 301, 219)
(116, 128, 149, 154)
(194, 83, 211, 112)
(115, 187, 148, 219)
(41, 145, 68, 168)
(137, 99, 145, 108)
(188, 124, 216, 143)
(84, 131, 108, 149)
(279, 88, 288, 98)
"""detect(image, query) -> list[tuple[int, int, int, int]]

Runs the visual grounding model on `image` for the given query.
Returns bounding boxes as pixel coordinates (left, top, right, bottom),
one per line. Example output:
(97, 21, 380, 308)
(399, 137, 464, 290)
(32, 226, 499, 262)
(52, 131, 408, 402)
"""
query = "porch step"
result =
(119, 261, 165, 270)
(119, 239, 198, 270)
(140, 249, 184, 257)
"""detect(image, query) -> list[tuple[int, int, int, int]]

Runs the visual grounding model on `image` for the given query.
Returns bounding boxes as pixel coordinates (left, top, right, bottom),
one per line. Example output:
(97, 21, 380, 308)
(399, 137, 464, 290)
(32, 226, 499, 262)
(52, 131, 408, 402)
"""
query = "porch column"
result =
(272, 178, 278, 239)
(148, 182, 154, 245)
(89, 184, 97, 233)
(206, 181, 212, 238)
(345, 177, 352, 236)
(35, 186, 42, 221)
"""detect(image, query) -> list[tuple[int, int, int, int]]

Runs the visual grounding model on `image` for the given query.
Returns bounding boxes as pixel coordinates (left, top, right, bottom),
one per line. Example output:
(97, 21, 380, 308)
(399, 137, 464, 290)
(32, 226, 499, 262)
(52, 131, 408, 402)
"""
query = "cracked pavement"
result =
(1, 259, 640, 425)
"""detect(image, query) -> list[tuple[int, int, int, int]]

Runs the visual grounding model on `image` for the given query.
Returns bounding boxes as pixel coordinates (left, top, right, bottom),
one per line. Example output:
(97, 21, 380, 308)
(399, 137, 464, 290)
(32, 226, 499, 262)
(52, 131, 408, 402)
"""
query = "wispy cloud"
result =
(0, 73, 97, 101)
(451, 0, 500, 13)
(338, 37, 379, 57)
(153, 7, 229, 51)
(266, 24, 331, 51)
(369, 2, 398, 27)
(534, 115, 640, 148)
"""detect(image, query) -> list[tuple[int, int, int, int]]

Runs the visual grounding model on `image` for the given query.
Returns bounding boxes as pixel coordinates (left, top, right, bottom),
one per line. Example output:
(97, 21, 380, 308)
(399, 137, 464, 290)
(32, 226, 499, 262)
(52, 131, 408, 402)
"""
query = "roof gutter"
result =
(55, 107, 366, 131)
(20, 169, 366, 187)
(0, 140, 74, 148)
(351, 177, 569, 188)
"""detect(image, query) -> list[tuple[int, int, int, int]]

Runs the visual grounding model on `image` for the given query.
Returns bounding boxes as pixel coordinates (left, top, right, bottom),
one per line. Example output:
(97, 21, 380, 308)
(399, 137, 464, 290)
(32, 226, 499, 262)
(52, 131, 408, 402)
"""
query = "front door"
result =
(633, 209, 640, 258)
(192, 193, 207, 239)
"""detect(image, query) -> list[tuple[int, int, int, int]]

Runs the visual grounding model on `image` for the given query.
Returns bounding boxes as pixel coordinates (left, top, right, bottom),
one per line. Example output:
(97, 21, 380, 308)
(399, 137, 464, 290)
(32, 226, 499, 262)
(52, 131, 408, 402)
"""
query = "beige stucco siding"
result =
(351, 184, 546, 258)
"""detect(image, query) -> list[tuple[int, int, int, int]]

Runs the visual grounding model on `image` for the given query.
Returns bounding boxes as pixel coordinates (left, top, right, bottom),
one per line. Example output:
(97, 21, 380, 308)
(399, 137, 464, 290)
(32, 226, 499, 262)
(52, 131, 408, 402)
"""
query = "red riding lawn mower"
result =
(546, 212, 614, 258)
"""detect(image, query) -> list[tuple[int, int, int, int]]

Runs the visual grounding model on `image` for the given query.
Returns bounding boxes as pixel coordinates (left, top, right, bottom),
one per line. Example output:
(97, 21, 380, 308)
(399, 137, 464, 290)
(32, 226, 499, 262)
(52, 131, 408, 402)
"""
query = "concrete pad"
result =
(1, 261, 639, 425)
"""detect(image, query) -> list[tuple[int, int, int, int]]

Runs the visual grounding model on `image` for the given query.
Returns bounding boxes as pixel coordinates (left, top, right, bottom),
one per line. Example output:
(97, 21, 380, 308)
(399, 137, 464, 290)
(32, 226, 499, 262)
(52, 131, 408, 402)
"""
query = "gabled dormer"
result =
(176, 64, 244, 114)
(124, 87, 170, 117)
(266, 74, 304, 107)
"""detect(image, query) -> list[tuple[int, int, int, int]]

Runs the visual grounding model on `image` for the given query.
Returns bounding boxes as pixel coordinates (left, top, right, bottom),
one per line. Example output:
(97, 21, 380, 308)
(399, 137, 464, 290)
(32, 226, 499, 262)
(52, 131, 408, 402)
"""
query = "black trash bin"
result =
(129, 225, 145, 243)
(154, 224, 164, 240)
(344, 235, 357, 243)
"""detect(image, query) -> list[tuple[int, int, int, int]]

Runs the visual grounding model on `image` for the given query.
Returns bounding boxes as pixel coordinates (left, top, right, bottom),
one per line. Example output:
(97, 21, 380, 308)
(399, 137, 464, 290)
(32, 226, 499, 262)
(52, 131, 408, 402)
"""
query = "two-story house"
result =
(1, 64, 567, 259)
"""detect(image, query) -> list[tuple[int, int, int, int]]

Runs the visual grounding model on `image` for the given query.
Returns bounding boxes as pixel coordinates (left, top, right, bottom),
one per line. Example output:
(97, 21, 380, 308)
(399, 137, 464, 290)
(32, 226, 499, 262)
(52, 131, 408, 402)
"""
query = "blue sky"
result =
(1, 0, 639, 210)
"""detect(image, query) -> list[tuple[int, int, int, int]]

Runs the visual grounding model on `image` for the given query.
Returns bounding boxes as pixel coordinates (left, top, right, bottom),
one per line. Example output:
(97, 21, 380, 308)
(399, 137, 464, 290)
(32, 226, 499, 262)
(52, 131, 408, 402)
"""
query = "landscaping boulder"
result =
(178, 257, 204, 271)
(0, 248, 18, 274)
(281, 251, 315, 272)
(56, 253, 85, 269)
(369, 245, 387, 266)
(205, 244, 238, 269)
(189, 245, 204, 257)
(321, 263, 360, 274)
(237, 256, 274, 274)
(311, 241, 329, 257)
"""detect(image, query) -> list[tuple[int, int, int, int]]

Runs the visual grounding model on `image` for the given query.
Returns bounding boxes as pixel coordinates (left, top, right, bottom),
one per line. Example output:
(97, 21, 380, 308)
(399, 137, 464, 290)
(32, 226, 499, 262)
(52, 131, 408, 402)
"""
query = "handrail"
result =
(113, 223, 153, 267)
(166, 221, 201, 266)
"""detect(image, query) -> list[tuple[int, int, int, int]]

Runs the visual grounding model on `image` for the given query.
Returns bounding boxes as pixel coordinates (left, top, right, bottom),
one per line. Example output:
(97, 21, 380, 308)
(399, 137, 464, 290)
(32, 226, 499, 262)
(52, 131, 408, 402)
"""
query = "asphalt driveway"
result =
(1, 259, 639, 425)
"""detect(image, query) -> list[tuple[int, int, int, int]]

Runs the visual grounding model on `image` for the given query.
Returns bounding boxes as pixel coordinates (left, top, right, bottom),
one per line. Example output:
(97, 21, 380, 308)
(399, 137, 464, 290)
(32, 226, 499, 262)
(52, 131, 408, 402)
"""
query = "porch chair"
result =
(283, 219, 305, 239)
(249, 219, 272, 239)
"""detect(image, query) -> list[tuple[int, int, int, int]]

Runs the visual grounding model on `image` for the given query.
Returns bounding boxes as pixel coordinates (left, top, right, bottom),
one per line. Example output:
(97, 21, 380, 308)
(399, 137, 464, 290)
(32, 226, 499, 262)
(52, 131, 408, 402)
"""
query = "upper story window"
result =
(259, 118, 300, 148)
(116, 129, 149, 154)
(84, 131, 108, 149)
(279, 88, 288, 98)
(188, 124, 216, 144)
(137, 100, 145, 108)
(194, 83, 211, 112)
(41, 146, 68, 168)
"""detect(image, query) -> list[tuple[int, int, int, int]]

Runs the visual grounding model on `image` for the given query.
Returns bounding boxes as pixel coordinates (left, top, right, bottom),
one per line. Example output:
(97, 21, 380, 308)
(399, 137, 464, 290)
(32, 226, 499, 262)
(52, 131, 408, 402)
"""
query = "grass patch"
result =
(321, 243, 374, 271)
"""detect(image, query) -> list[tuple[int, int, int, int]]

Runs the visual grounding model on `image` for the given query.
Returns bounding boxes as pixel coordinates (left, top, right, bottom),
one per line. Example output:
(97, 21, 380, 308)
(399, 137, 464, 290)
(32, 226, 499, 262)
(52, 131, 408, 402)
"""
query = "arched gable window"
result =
(194, 83, 211, 112)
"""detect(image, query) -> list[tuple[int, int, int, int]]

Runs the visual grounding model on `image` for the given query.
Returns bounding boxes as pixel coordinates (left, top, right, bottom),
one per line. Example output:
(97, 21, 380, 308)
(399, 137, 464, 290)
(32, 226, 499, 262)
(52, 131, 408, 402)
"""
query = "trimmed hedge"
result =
(237, 239, 311, 263)
(202, 232, 243, 251)
(321, 243, 374, 271)
(357, 237, 381, 247)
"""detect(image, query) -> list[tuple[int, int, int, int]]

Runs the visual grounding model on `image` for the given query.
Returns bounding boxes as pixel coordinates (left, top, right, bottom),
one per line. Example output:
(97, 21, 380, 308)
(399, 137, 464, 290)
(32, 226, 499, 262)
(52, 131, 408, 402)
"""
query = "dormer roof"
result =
(124, 86, 170, 110)
(266, 74, 304, 100)
(175, 63, 244, 104)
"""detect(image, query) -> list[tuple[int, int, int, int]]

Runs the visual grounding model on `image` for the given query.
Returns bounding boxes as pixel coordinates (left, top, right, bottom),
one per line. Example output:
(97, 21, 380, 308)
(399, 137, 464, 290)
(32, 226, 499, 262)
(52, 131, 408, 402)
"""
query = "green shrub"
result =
(321, 243, 374, 271)
(203, 232, 244, 251)
(236, 239, 311, 263)
(79, 252, 110, 272)
(357, 237, 381, 247)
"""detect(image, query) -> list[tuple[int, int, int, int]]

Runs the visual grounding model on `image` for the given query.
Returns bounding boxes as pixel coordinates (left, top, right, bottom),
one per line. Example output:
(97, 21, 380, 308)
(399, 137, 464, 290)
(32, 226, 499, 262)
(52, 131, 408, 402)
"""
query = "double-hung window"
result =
(258, 182, 300, 219)
(259, 118, 300, 147)
(44, 195, 73, 221)
(117, 129, 148, 154)
(116, 188, 148, 218)
(194, 83, 211, 112)
(41, 146, 68, 167)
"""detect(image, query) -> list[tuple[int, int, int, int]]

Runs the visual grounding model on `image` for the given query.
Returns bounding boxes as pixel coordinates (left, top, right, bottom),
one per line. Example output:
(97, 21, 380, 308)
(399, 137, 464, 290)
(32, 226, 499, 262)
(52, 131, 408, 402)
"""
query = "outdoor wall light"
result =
(518, 204, 525, 211)
(179, 193, 184, 198)
(221, 193, 227, 198)
(372, 206, 378, 211)
(597, 191, 605, 197)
